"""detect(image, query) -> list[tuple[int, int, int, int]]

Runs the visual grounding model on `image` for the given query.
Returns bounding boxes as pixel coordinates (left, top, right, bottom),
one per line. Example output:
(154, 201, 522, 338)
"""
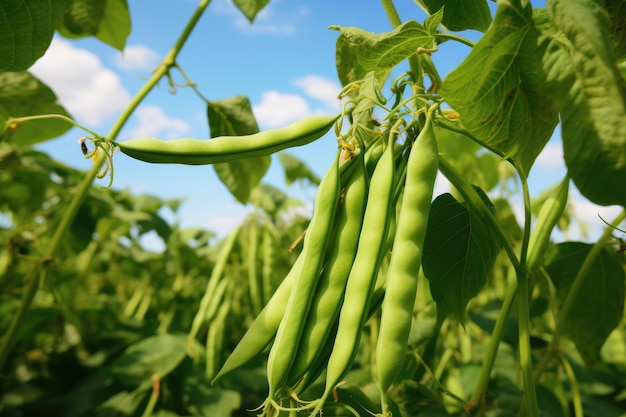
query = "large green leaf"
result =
(0, 0, 67, 71)
(422, 192, 502, 323)
(58, 0, 130, 51)
(546, 0, 626, 207)
(232, 0, 269, 22)
(207, 95, 270, 204)
(439, 3, 559, 177)
(415, 0, 492, 32)
(109, 334, 189, 388)
(544, 242, 625, 363)
(333, 20, 435, 86)
(0, 72, 72, 145)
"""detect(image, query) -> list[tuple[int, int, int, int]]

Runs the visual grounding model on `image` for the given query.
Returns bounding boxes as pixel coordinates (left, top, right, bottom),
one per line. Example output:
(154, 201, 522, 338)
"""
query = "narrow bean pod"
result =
(265, 150, 343, 404)
(286, 152, 368, 387)
(114, 115, 338, 165)
(210, 252, 302, 383)
(377, 110, 439, 414)
(310, 134, 396, 416)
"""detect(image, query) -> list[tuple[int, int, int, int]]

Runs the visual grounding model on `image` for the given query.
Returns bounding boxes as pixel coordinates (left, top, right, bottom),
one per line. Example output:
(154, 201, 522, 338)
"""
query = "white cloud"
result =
(252, 76, 341, 128)
(535, 143, 564, 169)
(115, 44, 160, 71)
(123, 105, 191, 139)
(294, 75, 341, 111)
(30, 37, 131, 127)
(253, 91, 312, 128)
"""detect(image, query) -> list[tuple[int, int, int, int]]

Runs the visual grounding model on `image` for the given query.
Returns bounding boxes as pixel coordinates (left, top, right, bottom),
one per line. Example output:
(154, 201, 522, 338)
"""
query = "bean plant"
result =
(1, 0, 625, 416)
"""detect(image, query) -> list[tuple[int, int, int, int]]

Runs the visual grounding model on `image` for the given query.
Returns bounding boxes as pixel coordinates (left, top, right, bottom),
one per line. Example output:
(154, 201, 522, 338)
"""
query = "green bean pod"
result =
(311, 134, 396, 415)
(286, 152, 368, 387)
(114, 115, 338, 165)
(377, 112, 438, 414)
(210, 251, 302, 384)
(526, 176, 569, 270)
(265, 150, 343, 403)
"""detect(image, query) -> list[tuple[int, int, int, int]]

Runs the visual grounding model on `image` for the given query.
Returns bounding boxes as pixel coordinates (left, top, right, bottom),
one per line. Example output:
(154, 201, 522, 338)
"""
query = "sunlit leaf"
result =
(439, 3, 559, 177)
(544, 242, 625, 363)
(207, 95, 270, 204)
(415, 0, 492, 32)
(333, 20, 435, 86)
(0, 0, 67, 71)
(546, 0, 626, 206)
(422, 192, 502, 323)
(232, 0, 269, 22)
(0, 72, 72, 145)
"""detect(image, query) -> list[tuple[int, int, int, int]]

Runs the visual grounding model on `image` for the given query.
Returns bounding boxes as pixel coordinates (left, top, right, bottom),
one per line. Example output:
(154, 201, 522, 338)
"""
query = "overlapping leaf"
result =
(333, 20, 435, 86)
(439, 3, 559, 177)
(207, 95, 270, 204)
(415, 0, 492, 32)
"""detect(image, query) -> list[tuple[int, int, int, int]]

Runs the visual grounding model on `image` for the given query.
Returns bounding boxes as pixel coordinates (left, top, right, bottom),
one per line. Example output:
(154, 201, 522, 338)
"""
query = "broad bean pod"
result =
(113, 115, 338, 165)
(377, 109, 439, 414)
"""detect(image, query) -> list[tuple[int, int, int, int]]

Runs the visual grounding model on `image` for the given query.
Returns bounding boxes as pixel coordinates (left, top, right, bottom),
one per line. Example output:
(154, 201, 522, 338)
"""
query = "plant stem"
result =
(469, 269, 517, 409)
(516, 170, 539, 417)
(0, 0, 213, 373)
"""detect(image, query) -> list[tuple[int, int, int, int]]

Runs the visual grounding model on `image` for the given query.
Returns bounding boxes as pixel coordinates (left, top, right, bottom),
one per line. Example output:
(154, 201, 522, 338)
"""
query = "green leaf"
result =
(333, 20, 435, 86)
(58, 0, 130, 50)
(109, 334, 189, 388)
(0, 72, 73, 145)
(439, 3, 559, 177)
(277, 152, 320, 186)
(0, 0, 67, 71)
(249, 183, 290, 216)
(232, 0, 269, 22)
(415, 0, 492, 32)
(207, 95, 270, 204)
(547, 0, 626, 206)
(544, 242, 625, 363)
(422, 192, 502, 323)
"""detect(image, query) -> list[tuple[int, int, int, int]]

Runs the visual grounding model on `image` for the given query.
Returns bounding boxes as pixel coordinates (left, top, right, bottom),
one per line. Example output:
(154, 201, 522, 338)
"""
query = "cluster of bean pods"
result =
(211, 106, 440, 417)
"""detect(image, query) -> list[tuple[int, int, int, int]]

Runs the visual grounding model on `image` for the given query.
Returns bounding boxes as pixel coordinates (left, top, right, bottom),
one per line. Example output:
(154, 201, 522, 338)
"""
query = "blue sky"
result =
(31, 0, 621, 249)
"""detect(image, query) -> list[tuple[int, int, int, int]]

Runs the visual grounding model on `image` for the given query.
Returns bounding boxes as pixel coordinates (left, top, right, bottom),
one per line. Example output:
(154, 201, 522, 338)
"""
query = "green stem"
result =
(7, 114, 100, 137)
(470, 176, 570, 411)
(435, 33, 475, 48)
(516, 172, 539, 417)
(469, 269, 518, 409)
(0, 0, 213, 373)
